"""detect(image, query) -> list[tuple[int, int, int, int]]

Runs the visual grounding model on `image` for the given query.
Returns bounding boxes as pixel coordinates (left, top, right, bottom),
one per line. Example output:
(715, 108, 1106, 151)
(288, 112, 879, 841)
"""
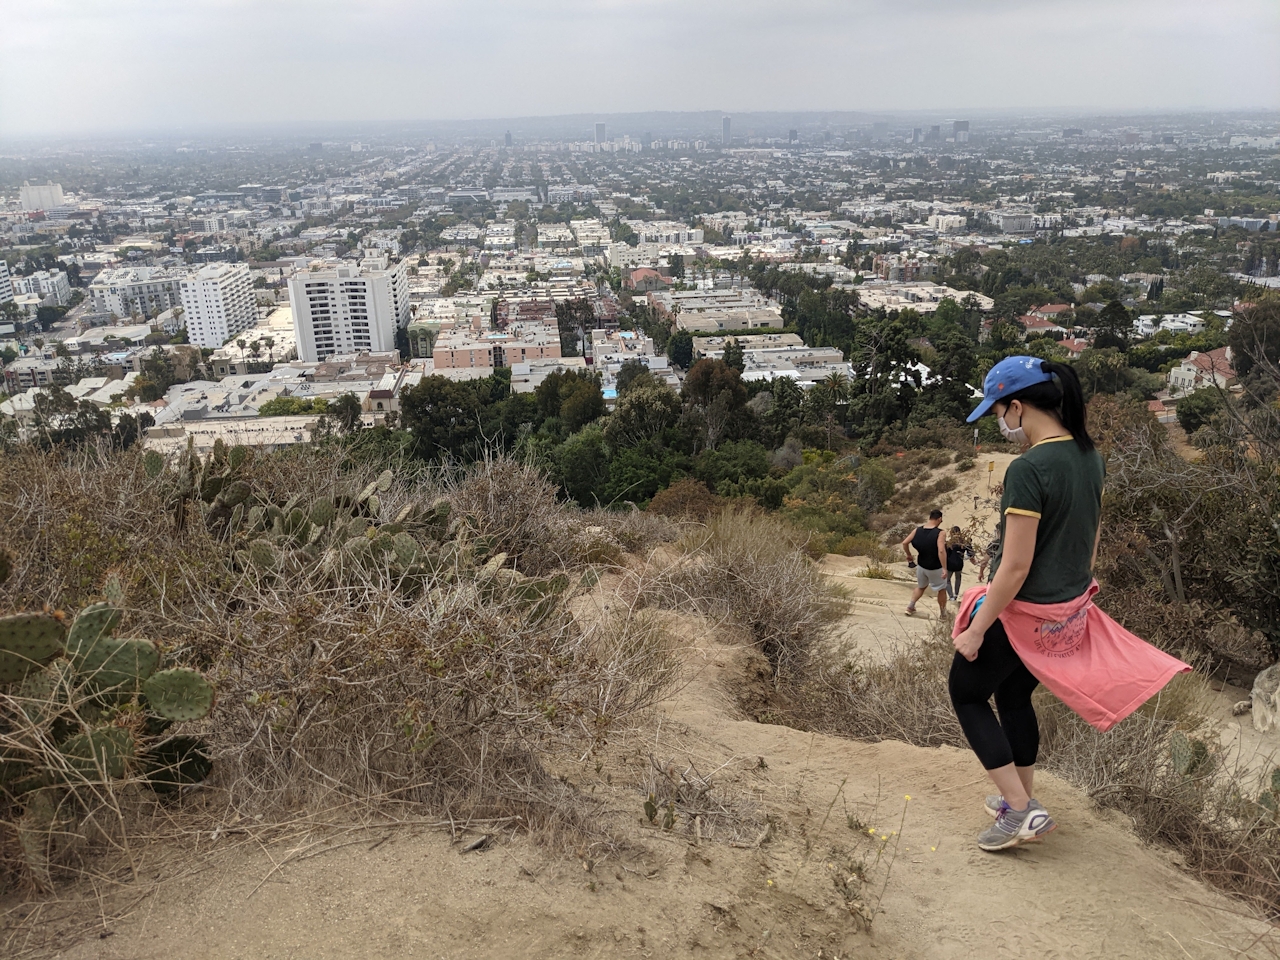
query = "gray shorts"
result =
(915, 565, 947, 593)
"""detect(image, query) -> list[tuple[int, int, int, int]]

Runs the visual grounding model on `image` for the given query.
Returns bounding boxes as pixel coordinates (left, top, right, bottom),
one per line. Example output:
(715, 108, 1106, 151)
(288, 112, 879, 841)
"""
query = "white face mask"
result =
(998, 412, 1028, 446)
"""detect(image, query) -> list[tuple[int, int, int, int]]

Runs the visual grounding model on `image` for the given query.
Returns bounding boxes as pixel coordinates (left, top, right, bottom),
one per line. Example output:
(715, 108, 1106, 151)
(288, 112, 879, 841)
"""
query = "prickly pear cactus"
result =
(1, 600, 217, 888)
(1170, 730, 1211, 778)
(143, 668, 215, 722)
(0, 612, 67, 684)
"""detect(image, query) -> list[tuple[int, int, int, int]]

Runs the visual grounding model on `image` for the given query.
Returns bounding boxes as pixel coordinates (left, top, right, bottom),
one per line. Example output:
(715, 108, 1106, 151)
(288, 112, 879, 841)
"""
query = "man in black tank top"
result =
(901, 509, 948, 617)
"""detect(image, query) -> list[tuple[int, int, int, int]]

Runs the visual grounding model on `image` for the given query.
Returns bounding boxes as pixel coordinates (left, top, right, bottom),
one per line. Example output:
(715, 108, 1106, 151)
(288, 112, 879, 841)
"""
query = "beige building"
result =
(432, 323, 561, 369)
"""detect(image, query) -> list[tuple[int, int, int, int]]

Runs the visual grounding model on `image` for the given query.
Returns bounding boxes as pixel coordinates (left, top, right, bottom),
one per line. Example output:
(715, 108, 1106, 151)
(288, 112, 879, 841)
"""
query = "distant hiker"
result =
(978, 534, 1001, 584)
(945, 527, 973, 601)
(901, 509, 948, 618)
(950, 356, 1190, 853)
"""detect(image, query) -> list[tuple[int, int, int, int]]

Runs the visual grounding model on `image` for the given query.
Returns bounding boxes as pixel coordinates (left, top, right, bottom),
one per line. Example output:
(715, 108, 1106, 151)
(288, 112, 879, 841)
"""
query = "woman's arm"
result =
(1091, 524, 1101, 571)
(953, 513, 1039, 660)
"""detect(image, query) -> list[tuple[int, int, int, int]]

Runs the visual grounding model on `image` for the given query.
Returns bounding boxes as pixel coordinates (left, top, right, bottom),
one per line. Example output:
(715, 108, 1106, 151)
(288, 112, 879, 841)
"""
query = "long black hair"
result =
(1003, 360, 1094, 452)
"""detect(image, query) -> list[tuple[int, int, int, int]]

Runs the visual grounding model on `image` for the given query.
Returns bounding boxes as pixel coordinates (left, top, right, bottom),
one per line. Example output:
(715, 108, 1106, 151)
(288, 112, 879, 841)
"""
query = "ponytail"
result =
(1002, 360, 1095, 453)
(1041, 361, 1094, 452)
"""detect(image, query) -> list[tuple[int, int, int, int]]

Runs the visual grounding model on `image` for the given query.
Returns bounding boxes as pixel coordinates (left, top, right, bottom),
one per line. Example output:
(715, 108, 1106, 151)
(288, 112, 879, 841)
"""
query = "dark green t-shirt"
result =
(990, 436, 1106, 604)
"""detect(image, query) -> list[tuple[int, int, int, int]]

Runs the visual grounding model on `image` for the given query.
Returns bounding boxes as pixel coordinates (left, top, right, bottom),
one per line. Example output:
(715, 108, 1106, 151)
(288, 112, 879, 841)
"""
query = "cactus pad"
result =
(391, 533, 421, 567)
(75, 637, 159, 692)
(309, 498, 337, 527)
(0, 613, 67, 684)
(17, 660, 75, 726)
(249, 539, 280, 572)
(143, 668, 215, 722)
(220, 480, 252, 507)
(58, 727, 134, 780)
(141, 736, 213, 794)
(65, 603, 122, 658)
(142, 450, 165, 478)
(228, 444, 249, 470)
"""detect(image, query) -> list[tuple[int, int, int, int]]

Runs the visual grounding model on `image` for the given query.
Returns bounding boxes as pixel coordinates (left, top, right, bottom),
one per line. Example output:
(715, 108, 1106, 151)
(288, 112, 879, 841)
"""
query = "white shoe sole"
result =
(978, 819, 1057, 851)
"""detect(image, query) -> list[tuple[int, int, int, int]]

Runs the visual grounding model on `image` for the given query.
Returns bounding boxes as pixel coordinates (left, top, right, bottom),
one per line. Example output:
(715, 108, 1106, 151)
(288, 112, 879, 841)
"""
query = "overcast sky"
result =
(3, 0, 1278, 138)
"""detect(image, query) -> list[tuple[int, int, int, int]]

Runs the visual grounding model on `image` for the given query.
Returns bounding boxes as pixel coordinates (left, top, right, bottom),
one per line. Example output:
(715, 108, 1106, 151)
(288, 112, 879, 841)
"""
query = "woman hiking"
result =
(949, 356, 1189, 852)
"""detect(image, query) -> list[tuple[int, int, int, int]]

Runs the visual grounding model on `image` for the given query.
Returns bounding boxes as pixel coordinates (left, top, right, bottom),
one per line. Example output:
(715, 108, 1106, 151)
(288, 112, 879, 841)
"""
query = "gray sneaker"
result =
(977, 799, 1057, 851)
(985, 794, 1047, 818)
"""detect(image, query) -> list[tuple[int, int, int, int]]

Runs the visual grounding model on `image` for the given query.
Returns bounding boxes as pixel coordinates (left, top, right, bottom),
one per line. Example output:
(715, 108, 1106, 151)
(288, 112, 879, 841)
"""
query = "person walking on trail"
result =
(945, 526, 973, 601)
(902, 509, 948, 618)
(949, 356, 1189, 853)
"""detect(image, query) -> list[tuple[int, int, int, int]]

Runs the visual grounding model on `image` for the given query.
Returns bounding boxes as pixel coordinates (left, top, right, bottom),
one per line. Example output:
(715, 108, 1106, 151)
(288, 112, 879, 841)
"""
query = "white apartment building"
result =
(0, 261, 13, 304)
(288, 256, 410, 362)
(20, 181, 64, 211)
(90, 267, 187, 318)
(180, 263, 256, 348)
(11, 270, 72, 306)
(928, 214, 967, 233)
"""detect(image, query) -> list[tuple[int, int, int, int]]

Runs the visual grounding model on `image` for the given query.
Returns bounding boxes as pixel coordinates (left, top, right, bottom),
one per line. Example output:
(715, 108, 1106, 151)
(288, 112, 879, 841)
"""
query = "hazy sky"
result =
(3, 0, 1278, 138)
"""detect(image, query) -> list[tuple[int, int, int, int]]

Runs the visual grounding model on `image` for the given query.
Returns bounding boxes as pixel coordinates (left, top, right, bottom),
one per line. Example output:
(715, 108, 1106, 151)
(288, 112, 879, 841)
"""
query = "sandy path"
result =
(31, 596, 1272, 960)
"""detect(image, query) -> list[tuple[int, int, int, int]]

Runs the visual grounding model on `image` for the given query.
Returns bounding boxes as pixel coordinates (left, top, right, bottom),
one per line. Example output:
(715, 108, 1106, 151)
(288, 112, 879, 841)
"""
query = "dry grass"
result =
(627, 506, 844, 681)
(0, 446, 678, 900)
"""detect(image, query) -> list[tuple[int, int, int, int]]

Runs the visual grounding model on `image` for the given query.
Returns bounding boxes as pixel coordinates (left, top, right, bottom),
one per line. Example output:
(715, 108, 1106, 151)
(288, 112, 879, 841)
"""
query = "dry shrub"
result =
(646, 477, 723, 521)
(789, 625, 1280, 918)
(585, 505, 681, 555)
(448, 455, 622, 574)
(0, 446, 679, 895)
(0, 445, 224, 612)
(195, 566, 676, 823)
(633, 506, 842, 679)
(793, 629, 963, 747)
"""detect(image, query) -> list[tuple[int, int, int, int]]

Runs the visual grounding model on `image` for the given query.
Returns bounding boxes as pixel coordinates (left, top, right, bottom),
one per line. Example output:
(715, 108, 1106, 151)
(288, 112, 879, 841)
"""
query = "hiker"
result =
(945, 527, 973, 601)
(949, 356, 1190, 853)
(901, 509, 948, 618)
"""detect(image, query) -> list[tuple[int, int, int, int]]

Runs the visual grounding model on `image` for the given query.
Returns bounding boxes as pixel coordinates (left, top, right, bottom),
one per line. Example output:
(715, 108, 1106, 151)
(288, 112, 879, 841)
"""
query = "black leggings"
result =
(948, 619, 1040, 770)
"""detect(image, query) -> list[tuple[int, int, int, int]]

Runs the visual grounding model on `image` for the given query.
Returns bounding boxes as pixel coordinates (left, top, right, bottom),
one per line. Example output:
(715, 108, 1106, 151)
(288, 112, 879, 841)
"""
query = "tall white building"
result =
(0, 261, 13, 305)
(20, 181, 64, 211)
(179, 262, 256, 348)
(12, 270, 72, 306)
(90, 267, 187, 318)
(288, 256, 410, 362)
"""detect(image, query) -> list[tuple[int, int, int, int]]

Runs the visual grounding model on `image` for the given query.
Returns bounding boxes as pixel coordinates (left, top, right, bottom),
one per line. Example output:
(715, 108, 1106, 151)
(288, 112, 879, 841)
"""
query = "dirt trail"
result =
(30, 587, 1272, 960)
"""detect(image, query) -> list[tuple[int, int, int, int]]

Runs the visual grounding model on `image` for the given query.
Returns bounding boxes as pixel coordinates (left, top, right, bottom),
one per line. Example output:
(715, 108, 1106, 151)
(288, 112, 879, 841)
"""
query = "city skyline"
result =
(2, 0, 1278, 139)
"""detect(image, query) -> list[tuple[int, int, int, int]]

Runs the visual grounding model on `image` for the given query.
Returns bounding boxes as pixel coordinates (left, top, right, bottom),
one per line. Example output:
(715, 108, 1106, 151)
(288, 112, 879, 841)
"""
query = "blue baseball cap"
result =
(966, 355, 1055, 423)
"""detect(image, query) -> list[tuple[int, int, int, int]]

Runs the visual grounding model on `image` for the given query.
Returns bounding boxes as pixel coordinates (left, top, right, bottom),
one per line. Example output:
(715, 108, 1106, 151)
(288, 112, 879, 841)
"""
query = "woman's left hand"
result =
(953, 626, 984, 662)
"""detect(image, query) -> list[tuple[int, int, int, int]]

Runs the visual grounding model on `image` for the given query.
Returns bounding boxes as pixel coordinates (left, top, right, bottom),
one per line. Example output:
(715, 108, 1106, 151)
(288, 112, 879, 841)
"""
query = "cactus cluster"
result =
(0, 602, 215, 889)
(144, 437, 252, 535)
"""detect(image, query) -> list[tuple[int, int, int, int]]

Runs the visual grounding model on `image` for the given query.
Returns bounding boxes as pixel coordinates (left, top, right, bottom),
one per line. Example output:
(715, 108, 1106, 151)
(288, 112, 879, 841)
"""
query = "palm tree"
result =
(823, 370, 851, 405)
(263, 336, 275, 361)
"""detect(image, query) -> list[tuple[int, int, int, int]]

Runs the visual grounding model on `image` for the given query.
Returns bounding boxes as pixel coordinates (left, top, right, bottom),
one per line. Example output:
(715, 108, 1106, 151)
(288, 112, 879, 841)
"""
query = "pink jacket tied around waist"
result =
(952, 580, 1191, 732)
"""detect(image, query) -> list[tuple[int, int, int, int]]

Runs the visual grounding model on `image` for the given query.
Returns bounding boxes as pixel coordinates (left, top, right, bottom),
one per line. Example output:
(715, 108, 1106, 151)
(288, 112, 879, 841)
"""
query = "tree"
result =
(603, 380, 681, 448)
(669, 254, 685, 279)
(723, 337, 745, 373)
(615, 358, 655, 395)
(1089, 300, 1133, 351)
(263, 336, 275, 361)
(1175, 388, 1224, 435)
(667, 329, 694, 368)
(554, 298, 594, 357)
(329, 392, 364, 434)
(399, 375, 482, 461)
